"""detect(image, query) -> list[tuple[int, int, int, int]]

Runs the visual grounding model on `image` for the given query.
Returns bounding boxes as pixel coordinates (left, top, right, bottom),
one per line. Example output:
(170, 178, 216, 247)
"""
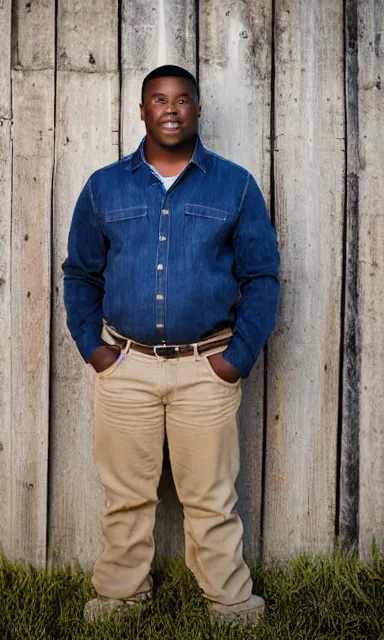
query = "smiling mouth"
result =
(161, 122, 181, 131)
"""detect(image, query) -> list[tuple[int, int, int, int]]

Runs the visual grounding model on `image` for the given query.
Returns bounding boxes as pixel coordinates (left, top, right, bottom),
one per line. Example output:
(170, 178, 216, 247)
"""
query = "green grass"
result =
(0, 552, 383, 640)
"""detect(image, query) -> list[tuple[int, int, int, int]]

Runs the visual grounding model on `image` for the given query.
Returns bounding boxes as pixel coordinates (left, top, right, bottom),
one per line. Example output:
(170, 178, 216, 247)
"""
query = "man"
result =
(63, 65, 280, 626)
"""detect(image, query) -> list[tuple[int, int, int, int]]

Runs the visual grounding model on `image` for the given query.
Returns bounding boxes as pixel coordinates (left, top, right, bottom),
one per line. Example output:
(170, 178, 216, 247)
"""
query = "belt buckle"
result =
(153, 344, 181, 358)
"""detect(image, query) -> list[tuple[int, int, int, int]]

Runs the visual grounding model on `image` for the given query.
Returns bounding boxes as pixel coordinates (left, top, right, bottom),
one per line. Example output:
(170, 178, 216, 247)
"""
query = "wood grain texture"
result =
(12, 0, 55, 69)
(0, 0, 12, 115)
(356, 0, 384, 562)
(121, 0, 196, 155)
(57, 0, 118, 72)
(199, 0, 273, 566)
(2, 0, 383, 568)
(49, 0, 119, 568)
(11, 69, 53, 565)
(339, 0, 360, 546)
(0, 0, 13, 560)
(121, 0, 197, 558)
(237, 357, 266, 565)
(49, 71, 119, 566)
(263, 0, 345, 561)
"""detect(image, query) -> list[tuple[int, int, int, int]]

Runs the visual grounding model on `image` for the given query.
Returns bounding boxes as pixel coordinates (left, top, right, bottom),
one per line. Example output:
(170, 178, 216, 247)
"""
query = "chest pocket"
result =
(104, 205, 148, 244)
(105, 206, 147, 222)
(184, 204, 232, 245)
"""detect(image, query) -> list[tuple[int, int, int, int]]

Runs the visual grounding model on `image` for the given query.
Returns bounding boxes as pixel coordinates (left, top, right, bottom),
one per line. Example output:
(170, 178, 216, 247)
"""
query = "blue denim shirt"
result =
(62, 136, 280, 377)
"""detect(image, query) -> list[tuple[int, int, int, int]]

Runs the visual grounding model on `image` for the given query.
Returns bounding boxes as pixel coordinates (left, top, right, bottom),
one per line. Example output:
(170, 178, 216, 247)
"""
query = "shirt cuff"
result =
(79, 339, 106, 363)
(222, 334, 260, 378)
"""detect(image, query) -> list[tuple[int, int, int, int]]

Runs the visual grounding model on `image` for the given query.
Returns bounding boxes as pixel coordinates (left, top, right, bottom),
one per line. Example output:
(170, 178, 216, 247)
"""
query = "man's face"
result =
(140, 76, 201, 148)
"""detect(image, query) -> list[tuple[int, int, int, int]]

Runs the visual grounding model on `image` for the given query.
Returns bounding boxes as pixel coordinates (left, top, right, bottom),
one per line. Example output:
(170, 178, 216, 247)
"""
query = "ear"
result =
(140, 104, 145, 121)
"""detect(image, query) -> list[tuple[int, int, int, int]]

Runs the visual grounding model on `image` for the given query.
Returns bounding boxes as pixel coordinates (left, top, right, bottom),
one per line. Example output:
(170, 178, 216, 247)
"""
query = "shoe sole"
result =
(210, 603, 265, 627)
(84, 598, 149, 623)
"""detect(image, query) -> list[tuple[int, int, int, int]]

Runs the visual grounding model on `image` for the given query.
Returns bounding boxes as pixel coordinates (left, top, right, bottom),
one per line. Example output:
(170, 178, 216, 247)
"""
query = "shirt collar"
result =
(130, 135, 207, 174)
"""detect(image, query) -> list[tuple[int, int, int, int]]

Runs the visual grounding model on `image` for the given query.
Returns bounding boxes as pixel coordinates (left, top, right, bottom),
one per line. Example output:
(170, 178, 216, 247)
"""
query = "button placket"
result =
(155, 205, 170, 338)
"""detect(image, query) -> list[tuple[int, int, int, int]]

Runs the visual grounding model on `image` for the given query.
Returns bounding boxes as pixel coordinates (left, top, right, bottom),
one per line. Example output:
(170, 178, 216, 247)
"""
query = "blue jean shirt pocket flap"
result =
(185, 204, 228, 221)
(105, 206, 147, 222)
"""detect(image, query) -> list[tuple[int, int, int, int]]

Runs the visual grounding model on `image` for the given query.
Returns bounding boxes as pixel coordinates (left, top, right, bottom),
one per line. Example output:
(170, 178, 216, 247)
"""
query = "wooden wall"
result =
(0, 0, 383, 568)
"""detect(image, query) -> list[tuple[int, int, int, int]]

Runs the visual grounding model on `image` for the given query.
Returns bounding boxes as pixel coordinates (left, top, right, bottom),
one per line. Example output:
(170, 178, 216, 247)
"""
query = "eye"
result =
(154, 98, 166, 103)
(177, 99, 187, 104)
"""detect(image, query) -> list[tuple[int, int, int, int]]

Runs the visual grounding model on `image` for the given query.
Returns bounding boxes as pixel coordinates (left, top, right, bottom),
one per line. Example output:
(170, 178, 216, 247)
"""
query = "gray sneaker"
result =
(209, 593, 265, 627)
(84, 591, 152, 622)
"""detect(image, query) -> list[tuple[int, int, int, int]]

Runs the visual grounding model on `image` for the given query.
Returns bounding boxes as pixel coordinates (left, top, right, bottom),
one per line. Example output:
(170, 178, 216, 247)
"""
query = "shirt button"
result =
(159, 235, 167, 241)
(156, 294, 164, 300)
(156, 323, 164, 328)
(157, 264, 164, 270)
(161, 209, 169, 215)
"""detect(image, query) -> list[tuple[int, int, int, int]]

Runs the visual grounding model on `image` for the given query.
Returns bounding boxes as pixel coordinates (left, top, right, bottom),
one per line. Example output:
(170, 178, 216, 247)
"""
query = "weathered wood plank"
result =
(121, 0, 196, 155)
(49, 71, 119, 566)
(121, 0, 196, 556)
(263, 0, 345, 561)
(339, 0, 360, 547)
(199, 0, 273, 565)
(357, 0, 384, 563)
(11, 69, 54, 564)
(0, 0, 12, 115)
(12, 0, 54, 69)
(49, 0, 118, 568)
(0, 0, 13, 560)
(57, 0, 118, 72)
(6, 0, 54, 566)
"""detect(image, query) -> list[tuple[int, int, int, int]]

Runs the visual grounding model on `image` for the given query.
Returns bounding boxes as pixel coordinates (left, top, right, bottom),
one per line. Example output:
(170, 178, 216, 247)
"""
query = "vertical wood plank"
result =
(264, 0, 345, 561)
(0, 0, 13, 560)
(9, 0, 55, 564)
(121, 0, 196, 155)
(357, 0, 384, 562)
(11, 71, 54, 564)
(199, 0, 272, 565)
(121, 0, 196, 557)
(49, 0, 119, 566)
(339, 0, 360, 546)
(57, 1, 118, 72)
(12, 0, 54, 70)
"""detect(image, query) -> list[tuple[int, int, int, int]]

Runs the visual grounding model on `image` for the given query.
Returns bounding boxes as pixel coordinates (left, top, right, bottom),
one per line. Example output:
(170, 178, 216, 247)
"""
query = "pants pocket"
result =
(202, 350, 242, 389)
(97, 349, 126, 379)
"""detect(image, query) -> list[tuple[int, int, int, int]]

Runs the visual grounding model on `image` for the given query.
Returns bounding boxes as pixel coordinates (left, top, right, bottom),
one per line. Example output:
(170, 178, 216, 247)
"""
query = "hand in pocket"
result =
(88, 345, 121, 374)
(207, 352, 241, 384)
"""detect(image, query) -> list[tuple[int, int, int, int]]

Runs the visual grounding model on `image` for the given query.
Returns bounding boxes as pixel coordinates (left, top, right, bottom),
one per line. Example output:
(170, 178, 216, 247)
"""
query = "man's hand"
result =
(88, 345, 121, 374)
(207, 352, 241, 384)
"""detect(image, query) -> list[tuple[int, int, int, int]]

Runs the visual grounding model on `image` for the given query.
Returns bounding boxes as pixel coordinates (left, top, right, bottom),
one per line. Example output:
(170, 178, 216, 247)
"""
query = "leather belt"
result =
(101, 319, 232, 359)
(130, 336, 231, 359)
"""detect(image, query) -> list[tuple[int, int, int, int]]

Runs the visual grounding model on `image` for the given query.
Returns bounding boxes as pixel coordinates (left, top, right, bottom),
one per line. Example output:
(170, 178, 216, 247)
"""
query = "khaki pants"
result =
(92, 335, 253, 606)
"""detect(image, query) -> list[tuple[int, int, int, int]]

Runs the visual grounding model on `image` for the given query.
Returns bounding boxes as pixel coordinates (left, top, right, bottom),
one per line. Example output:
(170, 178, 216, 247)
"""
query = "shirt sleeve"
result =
(222, 173, 280, 377)
(62, 176, 108, 362)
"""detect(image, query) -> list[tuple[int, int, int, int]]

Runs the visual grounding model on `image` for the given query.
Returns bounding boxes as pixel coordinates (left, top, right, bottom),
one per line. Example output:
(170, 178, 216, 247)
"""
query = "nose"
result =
(166, 103, 178, 114)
